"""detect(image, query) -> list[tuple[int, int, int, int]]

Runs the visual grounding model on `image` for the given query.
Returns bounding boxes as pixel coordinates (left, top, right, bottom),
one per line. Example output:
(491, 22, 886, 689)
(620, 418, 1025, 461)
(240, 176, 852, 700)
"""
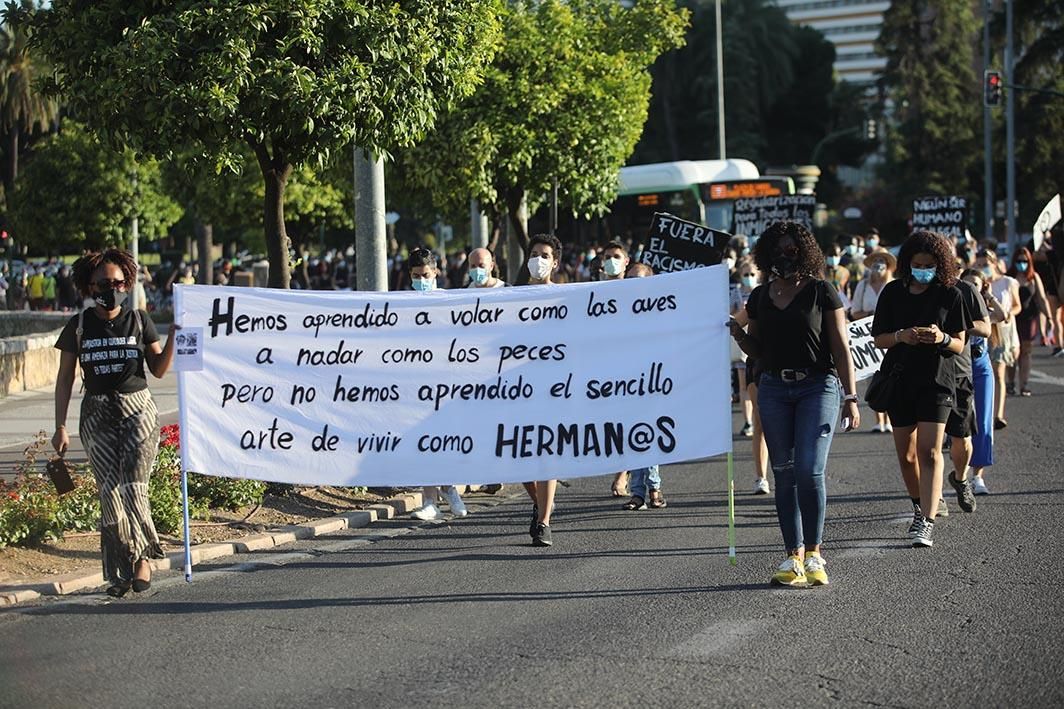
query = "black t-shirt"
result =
(746, 279, 844, 372)
(871, 280, 971, 394)
(55, 307, 160, 395)
(953, 279, 990, 379)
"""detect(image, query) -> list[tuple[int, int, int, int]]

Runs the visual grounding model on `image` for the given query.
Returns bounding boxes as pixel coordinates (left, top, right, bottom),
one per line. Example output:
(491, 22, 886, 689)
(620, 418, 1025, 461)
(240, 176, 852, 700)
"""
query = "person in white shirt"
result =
(849, 250, 896, 433)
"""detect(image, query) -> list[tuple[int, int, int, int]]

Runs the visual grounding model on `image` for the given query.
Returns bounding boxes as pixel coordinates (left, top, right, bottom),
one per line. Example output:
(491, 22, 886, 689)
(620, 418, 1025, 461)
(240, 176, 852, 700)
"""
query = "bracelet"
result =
(56, 424, 66, 429)
(894, 329, 903, 344)
(843, 394, 859, 403)
(940, 333, 952, 348)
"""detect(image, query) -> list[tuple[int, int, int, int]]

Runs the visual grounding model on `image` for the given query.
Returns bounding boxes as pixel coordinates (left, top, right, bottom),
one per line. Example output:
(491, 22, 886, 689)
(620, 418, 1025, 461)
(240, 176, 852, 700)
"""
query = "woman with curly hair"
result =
(729, 221, 861, 587)
(871, 231, 970, 548)
(52, 249, 179, 597)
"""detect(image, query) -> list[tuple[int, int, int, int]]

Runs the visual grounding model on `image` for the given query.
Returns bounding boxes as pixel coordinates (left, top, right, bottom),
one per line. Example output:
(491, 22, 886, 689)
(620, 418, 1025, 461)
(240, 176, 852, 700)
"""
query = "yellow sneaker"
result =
(804, 552, 829, 586)
(770, 555, 807, 586)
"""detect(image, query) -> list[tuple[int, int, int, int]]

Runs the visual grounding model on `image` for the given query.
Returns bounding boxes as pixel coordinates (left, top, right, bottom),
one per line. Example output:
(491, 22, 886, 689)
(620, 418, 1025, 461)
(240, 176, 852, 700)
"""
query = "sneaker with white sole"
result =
(937, 497, 949, 518)
(443, 487, 468, 517)
(411, 502, 441, 521)
(753, 478, 771, 495)
(972, 476, 990, 495)
(911, 517, 934, 547)
(948, 471, 977, 512)
(770, 555, 807, 586)
(907, 503, 923, 538)
(805, 552, 829, 586)
(740, 421, 753, 437)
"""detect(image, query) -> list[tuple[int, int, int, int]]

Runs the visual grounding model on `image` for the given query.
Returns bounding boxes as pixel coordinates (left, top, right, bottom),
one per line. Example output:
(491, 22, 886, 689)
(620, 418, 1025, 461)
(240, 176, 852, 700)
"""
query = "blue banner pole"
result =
(181, 466, 192, 582)
(727, 451, 736, 565)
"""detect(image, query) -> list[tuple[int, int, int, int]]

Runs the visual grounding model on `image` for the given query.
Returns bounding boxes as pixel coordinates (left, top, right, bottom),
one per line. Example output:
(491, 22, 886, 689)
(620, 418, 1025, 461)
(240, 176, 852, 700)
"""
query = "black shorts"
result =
(888, 384, 954, 427)
(945, 378, 975, 438)
(745, 359, 758, 388)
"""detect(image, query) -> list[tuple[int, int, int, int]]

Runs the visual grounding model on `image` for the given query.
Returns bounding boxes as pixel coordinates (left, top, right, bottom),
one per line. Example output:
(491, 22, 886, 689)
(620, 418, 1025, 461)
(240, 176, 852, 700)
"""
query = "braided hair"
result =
(71, 249, 138, 297)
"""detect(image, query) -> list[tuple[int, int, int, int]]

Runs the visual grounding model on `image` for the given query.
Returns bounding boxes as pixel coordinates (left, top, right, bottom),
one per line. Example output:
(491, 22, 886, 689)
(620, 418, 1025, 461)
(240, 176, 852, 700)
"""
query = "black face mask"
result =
(94, 288, 127, 311)
(771, 255, 798, 278)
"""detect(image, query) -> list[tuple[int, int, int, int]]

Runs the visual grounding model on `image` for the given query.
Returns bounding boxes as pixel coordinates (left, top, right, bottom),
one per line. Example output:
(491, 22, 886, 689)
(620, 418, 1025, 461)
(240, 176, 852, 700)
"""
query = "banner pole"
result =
(181, 465, 192, 582)
(727, 451, 736, 565)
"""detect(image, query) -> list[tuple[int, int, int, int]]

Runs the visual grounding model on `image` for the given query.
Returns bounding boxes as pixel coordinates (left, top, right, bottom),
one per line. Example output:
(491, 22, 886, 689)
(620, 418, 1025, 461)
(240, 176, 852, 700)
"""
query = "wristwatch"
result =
(842, 394, 859, 403)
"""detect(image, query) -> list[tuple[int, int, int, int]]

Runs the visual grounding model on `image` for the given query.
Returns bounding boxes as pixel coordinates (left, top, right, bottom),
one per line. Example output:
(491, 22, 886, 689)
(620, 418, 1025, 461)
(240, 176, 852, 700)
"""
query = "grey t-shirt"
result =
(953, 279, 990, 380)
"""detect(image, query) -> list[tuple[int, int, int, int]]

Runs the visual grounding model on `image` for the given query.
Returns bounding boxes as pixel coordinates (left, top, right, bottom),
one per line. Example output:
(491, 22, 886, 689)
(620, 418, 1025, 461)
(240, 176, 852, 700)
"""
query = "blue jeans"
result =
(970, 351, 994, 468)
(629, 466, 660, 500)
(757, 372, 841, 551)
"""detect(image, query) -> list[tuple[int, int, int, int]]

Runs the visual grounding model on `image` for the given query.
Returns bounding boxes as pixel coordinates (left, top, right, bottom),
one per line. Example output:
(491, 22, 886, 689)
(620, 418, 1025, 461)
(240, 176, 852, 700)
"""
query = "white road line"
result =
(1028, 370, 1064, 387)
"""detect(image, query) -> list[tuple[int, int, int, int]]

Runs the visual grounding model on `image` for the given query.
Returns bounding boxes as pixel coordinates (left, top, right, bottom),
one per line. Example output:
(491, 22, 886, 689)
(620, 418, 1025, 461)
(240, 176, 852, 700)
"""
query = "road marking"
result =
(1028, 369, 1064, 387)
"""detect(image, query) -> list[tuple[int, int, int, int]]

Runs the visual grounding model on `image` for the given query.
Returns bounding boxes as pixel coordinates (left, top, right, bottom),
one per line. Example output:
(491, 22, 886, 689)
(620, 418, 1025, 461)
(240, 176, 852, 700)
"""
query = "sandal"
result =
(622, 496, 646, 511)
(648, 490, 668, 509)
(1020, 388, 1032, 397)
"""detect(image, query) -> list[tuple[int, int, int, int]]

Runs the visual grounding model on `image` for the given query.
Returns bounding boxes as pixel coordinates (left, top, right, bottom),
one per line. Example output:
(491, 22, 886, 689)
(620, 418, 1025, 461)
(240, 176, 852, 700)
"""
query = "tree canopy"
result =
(13, 0, 502, 285)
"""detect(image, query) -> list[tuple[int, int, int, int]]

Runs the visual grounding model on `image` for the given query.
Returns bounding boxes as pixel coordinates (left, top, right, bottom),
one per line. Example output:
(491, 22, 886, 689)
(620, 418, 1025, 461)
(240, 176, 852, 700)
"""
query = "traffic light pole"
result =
(1005, 0, 1017, 257)
(982, 0, 992, 241)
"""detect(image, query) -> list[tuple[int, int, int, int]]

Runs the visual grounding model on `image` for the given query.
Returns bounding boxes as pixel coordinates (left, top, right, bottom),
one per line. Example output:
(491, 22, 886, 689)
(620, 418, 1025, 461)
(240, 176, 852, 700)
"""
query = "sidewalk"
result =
(0, 369, 178, 479)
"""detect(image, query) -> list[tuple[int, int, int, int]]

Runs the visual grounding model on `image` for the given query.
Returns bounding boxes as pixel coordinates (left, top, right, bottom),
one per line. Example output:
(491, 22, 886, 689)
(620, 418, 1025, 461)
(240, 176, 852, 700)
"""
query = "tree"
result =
(877, 0, 981, 199)
(9, 122, 180, 253)
(400, 0, 688, 255)
(0, 0, 58, 208)
(13, 0, 502, 287)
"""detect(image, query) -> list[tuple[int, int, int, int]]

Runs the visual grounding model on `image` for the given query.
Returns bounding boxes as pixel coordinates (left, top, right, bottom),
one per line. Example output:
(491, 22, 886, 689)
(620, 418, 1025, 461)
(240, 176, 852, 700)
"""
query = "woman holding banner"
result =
(871, 231, 970, 548)
(52, 249, 179, 597)
(849, 250, 896, 433)
(730, 221, 861, 587)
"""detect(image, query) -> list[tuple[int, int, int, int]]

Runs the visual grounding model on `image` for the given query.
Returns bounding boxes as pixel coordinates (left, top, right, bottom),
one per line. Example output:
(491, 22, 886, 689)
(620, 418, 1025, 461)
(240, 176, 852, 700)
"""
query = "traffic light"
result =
(864, 118, 877, 141)
(984, 70, 1003, 107)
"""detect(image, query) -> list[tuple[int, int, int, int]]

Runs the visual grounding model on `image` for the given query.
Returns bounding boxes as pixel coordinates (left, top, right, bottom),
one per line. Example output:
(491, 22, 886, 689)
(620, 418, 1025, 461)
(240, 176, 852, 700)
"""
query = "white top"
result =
(851, 277, 888, 315)
(991, 275, 1017, 313)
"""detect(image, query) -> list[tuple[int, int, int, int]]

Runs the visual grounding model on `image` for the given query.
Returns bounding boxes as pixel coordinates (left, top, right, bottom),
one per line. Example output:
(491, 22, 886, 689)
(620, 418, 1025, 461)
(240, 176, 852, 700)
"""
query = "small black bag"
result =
(865, 359, 904, 413)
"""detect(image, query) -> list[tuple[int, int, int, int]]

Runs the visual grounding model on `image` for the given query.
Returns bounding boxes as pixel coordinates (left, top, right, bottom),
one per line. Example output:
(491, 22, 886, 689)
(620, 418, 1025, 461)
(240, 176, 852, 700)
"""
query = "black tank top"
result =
(1017, 281, 1038, 321)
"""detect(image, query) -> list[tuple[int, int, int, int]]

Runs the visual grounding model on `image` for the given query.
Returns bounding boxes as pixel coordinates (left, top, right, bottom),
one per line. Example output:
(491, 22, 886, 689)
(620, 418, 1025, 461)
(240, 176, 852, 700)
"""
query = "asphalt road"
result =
(2, 350, 1063, 708)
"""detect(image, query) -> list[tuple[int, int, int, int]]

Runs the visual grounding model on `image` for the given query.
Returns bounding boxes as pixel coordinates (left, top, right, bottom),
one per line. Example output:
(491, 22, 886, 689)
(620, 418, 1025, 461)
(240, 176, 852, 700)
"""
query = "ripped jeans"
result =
(757, 371, 841, 551)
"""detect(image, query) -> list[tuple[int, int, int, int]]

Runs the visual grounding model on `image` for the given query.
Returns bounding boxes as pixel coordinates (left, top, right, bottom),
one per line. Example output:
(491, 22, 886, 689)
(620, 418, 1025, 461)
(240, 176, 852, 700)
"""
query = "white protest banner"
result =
(847, 316, 881, 381)
(174, 267, 732, 487)
(1032, 194, 1060, 251)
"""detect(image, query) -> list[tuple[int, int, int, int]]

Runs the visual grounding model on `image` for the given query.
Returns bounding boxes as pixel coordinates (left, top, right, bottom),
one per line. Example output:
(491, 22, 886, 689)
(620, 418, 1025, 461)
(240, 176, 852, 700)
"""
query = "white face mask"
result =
(724, 257, 736, 270)
(528, 256, 553, 280)
(603, 256, 625, 277)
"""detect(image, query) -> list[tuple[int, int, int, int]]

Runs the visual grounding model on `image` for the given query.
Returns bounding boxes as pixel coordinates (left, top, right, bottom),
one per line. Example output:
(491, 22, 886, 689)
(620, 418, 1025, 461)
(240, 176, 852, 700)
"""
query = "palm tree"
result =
(0, 1, 60, 206)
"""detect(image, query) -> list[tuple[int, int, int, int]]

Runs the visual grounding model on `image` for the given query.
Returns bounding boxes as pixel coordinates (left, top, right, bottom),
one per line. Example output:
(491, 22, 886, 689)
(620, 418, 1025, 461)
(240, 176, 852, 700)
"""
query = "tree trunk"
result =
(505, 186, 530, 254)
(194, 220, 213, 285)
(250, 140, 293, 289)
(2, 126, 18, 205)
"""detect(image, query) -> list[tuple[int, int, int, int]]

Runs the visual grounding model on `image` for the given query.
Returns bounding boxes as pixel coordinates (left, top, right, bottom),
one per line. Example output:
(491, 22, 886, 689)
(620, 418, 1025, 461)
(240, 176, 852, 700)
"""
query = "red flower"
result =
(7, 491, 19, 501)
(160, 424, 181, 449)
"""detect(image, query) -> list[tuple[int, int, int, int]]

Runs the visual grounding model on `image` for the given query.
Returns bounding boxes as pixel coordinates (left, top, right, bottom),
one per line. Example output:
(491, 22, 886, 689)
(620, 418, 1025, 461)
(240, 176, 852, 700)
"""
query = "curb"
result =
(0, 492, 423, 608)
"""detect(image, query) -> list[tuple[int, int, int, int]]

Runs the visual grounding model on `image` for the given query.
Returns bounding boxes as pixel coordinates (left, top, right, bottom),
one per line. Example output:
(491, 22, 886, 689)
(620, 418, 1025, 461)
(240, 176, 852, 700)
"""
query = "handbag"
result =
(864, 365, 901, 412)
(46, 456, 76, 496)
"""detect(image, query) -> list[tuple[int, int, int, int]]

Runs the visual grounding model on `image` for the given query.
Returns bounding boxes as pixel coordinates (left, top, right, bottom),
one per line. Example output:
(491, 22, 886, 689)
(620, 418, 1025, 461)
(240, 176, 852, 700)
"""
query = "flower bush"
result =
(0, 424, 266, 548)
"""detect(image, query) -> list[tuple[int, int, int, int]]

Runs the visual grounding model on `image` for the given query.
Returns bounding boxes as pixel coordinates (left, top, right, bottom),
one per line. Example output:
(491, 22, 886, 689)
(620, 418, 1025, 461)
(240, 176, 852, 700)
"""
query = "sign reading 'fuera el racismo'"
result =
(640, 212, 731, 273)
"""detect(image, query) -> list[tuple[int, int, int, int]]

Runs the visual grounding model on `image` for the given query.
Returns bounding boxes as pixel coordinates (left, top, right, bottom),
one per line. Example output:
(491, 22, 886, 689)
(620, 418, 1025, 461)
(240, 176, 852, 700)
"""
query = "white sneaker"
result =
(753, 478, 771, 495)
(444, 487, 468, 517)
(972, 476, 990, 495)
(871, 423, 884, 433)
(411, 502, 441, 520)
(884, 423, 893, 433)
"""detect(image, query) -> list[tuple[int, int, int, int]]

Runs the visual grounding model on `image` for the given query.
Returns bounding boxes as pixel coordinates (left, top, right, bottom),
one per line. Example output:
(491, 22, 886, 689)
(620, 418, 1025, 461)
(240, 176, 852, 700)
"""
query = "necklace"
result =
(773, 276, 800, 298)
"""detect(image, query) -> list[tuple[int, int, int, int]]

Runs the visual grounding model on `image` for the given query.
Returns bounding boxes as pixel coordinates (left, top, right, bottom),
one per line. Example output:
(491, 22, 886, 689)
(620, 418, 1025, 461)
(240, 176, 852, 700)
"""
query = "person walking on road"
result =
(974, 249, 1020, 429)
(871, 231, 970, 548)
(1006, 247, 1051, 398)
(403, 247, 468, 522)
(730, 221, 861, 587)
(52, 249, 180, 597)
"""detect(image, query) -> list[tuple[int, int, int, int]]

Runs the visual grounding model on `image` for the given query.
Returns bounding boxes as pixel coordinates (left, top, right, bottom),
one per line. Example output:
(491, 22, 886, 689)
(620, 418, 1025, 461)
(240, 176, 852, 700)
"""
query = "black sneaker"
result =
(911, 517, 934, 548)
(529, 505, 538, 538)
(532, 523, 552, 547)
(907, 503, 923, 538)
(948, 471, 977, 513)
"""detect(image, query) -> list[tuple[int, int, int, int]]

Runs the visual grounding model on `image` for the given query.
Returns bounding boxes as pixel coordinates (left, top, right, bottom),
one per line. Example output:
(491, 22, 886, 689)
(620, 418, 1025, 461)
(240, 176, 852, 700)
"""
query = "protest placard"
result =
(1032, 194, 1060, 251)
(847, 316, 881, 381)
(639, 212, 731, 273)
(731, 195, 816, 237)
(912, 195, 968, 237)
(174, 267, 732, 487)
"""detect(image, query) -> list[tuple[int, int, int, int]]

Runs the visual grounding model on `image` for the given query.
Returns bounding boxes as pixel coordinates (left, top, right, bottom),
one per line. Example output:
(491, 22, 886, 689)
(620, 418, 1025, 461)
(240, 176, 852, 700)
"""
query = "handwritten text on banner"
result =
(174, 268, 733, 487)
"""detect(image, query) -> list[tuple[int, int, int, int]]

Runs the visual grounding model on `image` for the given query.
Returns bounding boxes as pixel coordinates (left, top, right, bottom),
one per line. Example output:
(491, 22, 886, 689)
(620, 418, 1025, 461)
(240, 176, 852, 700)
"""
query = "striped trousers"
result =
(80, 389, 164, 586)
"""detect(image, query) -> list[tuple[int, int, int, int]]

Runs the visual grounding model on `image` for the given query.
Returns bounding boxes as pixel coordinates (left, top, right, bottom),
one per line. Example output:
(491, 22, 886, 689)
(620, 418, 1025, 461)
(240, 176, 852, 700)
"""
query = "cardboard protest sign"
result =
(731, 195, 816, 237)
(847, 316, 881, 381)
(174, 267, 732, 487)
(640, 212, 731, 273)
(1032, 194, 1061, 251)
(912, 195, 968, 237)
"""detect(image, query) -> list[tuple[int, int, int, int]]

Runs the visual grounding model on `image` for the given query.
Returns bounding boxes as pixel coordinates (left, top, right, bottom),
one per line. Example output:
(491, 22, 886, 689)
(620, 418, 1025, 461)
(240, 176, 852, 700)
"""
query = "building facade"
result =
(772, 0, 890, 86)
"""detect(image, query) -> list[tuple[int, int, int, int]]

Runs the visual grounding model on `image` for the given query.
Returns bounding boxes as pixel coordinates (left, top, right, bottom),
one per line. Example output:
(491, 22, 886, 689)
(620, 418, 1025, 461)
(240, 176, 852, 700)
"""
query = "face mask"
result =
(411, 277, 435, 292)
(911, 267, 937, 284)
(981, 266, 995, 278)
(771, 255, 798, 278)
(866, 238, 879, 249)
(957, 236, 967, 245)
(870, 263, 888, 274)
(94, 288, 127, 310)
(741, 275, 757, 288)
(603, 257, 625, 277)
(723, 257, 736, 271)
(846, 245, 859, 256)
(826, 256, 840, 267)
(528, 256, 553, 280)
(740, 247, 750, 257)
(1016, 261, 1029, 272)
(469, 267, 489, 286)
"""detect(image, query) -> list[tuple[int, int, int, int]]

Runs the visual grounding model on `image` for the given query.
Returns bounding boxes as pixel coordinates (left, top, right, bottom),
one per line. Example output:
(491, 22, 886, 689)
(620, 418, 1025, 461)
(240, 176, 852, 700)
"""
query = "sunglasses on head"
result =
(95, 278, 126, 290)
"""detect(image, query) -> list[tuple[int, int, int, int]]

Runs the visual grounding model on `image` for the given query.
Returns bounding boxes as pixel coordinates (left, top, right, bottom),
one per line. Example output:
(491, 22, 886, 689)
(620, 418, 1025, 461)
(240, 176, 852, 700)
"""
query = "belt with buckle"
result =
(777, 368, 811, 382)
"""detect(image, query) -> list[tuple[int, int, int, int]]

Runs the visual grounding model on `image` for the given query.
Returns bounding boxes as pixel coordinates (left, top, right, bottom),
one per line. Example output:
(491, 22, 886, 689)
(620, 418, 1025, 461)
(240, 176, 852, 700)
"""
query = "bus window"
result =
(607, 188, 701, 241)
